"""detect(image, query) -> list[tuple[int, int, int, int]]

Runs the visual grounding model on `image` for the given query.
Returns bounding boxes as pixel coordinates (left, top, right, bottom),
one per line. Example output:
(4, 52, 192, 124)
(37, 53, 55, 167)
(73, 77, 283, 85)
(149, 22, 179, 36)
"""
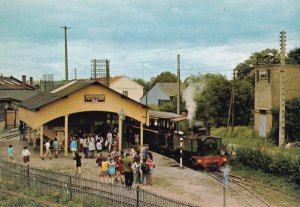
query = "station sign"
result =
(84, 94, 105, 102)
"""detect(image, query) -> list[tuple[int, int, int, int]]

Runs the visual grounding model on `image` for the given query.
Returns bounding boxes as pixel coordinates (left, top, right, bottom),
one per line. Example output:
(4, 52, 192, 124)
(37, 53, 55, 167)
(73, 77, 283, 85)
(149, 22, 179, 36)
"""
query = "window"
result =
(158, 99, 170, 106)
(123, 91, 128, 96)
(0, 103, 5, 121)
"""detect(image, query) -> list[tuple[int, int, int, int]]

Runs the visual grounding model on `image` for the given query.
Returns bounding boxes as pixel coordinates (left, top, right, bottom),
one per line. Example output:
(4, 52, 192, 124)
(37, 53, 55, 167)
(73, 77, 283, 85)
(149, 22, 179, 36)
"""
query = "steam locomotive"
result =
(133, 111, 227, 169)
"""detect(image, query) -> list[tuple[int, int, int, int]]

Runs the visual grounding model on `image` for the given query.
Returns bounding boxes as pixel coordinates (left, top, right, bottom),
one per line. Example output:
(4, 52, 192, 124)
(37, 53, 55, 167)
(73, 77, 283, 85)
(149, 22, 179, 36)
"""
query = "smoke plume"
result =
(182, 81, 205, 126)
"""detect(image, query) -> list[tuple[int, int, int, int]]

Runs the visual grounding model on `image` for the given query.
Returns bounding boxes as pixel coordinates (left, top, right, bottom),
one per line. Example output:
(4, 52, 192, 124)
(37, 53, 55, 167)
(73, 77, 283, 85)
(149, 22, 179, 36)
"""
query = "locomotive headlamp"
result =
(219, 150, 225, 156)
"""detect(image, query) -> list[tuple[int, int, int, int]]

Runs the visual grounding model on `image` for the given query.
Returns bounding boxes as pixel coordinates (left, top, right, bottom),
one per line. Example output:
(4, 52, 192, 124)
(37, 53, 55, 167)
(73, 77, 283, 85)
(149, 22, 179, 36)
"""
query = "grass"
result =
(231, 165, 300, 207)
(212, 126, 300, 207)
(212, 126, 300, 157)
(0, 180, 105, 207)
(0, 193, 46, 207)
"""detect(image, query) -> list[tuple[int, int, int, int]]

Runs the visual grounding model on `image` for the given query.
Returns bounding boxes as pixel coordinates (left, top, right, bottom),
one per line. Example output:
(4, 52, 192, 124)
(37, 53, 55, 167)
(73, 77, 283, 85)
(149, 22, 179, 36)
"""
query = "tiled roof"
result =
(156, 83, 178, 97)
(149, 110, 183, 119)
(0, 76, 34, 90)
(109, 76, 123, 84)
(0, 90, 38, 102)
(19, 80, 148, 111)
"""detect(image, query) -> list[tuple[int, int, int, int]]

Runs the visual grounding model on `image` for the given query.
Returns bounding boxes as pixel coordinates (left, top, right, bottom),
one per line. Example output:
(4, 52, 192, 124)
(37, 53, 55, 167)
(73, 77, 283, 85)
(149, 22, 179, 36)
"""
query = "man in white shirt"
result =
(41, 139, 52, 160)
(107, 130, 113, 152)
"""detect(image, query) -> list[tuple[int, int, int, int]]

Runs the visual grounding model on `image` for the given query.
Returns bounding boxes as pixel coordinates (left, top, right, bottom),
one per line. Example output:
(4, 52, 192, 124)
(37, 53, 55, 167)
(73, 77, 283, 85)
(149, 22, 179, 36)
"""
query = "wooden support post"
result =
(65, 115, 69, 157)
(140, 122, 144, 147)
(27, 127, 31, 144)
(40, 125, 44, 157)
(33, 130, 36, 150)
(118, 115, 123, 153)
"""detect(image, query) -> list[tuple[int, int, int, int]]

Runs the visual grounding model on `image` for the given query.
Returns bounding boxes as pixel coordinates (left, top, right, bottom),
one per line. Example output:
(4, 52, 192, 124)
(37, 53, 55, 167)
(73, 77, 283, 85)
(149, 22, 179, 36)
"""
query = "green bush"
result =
(235, 147, 300, 185)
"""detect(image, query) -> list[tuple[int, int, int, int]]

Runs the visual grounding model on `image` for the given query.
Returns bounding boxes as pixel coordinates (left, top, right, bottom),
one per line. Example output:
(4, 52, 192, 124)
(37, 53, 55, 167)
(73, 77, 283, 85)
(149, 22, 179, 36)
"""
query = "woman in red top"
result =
(115, 156, 125, 184)
(146, 153, 155, 185)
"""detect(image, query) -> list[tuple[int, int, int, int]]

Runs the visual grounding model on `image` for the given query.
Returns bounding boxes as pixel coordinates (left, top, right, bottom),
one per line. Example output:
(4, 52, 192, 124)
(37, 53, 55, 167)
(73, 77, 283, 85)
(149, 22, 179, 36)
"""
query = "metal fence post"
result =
(69, 175, 73, 200)
(136, 186, 140, 207)
(27, 164, 30, 188)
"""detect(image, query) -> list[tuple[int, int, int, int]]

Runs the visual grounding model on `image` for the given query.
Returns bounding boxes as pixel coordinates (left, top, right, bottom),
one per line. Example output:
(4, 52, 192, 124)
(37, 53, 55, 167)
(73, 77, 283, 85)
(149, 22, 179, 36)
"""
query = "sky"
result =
(0, 0, 300, 82)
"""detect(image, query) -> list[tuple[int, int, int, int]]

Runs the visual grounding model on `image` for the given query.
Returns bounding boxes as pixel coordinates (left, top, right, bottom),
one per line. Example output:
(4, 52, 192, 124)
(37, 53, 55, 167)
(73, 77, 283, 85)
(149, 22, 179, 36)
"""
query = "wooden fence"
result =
(0, 157, 199, 207)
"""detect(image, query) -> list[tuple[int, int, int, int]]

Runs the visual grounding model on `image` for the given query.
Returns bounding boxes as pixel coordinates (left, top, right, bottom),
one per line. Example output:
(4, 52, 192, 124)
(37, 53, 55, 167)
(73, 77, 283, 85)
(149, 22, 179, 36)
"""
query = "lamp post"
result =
(118, 109, 125, 153)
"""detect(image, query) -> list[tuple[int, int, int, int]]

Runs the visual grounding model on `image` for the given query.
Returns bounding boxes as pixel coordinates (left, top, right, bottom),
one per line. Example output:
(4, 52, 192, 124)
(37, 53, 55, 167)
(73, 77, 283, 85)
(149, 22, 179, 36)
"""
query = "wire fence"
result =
(0, 157, 199, 207)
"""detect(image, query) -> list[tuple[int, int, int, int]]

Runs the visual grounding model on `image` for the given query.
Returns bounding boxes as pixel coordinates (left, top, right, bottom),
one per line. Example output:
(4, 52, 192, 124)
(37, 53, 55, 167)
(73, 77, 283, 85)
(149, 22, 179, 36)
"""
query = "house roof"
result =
(0, 90, 38, 102)
(0, 76, 34, 90)
(19, 80, 148, 111)
(109, 76, 143, 88)
(149, 110, 184, 119)
(109, 76, 123, 85)
(156, 83, 178, 97)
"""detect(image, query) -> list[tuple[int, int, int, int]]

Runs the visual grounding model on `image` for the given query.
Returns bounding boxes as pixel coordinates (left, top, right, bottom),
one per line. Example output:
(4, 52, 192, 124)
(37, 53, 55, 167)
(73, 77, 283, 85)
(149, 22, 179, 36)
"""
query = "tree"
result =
(271, 97, 300, 143)
(133, 78, 151, 94)
(287, 47, 300, 64)
(235, 48, 280, 80)
(186, 74, 231, 127)
(234, 79, 254, 126)
(150, 71, 177, 87)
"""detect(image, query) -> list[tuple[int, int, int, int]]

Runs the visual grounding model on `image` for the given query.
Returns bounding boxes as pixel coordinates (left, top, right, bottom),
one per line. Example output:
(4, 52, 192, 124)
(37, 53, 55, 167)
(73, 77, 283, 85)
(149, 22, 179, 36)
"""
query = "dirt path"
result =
(0, 134, 267, 207)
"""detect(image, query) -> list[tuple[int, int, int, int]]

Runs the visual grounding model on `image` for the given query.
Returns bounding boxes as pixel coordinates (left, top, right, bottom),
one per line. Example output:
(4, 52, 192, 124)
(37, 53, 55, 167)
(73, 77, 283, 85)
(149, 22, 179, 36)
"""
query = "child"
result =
(52, 138, 59, 158)
(96, 153, 104, 176)
(41, 139, 52, 160)
(73, 152, 84, 176)
(101, 157, 109, 178)
(22, 146, 31, 164)
(108, 158, 116, 177)
(141, 158, 150, 185)
(70, 138, 78, 157)
(7, 145, 14, 161)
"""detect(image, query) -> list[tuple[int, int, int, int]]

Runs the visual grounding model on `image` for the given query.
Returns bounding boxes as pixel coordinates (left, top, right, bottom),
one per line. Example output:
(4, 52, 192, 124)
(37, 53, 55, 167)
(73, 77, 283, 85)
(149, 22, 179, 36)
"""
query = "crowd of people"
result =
(73, 144, 155, 188)
(9, 128, 156, 188)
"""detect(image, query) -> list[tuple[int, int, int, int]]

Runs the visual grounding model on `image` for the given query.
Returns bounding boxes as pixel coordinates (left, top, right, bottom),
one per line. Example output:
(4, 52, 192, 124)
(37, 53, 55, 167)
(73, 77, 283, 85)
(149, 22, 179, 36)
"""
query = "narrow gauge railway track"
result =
(0, 132, 19, 140)
(203, 171, 271, 207)
(151, 148, 271, 206)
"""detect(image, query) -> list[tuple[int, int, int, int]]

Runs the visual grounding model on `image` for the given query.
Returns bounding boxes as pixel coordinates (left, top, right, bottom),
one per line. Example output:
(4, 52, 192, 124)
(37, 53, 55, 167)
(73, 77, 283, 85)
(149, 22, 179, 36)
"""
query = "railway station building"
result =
(19, 79, 149, 157)
(0, 75, 37, 131)
(254, 64, 300, 137)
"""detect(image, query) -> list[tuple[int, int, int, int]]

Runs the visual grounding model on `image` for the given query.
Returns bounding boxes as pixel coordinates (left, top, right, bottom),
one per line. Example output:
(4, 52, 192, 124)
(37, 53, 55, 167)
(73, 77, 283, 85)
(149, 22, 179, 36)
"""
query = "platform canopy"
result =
(19, 80, 149, 129)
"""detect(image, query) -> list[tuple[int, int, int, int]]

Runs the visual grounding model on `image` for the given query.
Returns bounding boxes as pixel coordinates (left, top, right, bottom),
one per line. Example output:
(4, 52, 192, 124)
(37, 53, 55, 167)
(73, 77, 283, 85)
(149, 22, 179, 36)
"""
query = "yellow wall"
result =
(20, 84, 149, 129)
(254, 65, 300, 134)
(110, 77, 143, 102)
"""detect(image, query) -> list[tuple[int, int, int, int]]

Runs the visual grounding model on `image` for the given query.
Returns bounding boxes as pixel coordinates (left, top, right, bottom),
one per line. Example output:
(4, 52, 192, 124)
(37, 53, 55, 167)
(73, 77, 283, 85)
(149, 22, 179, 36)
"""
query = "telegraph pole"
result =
(61, 26, 71, 81)
(279, 31, 286, 146)
(74, 68, 77, 80)
(231, 69, 236, 133)
(177, 54, 181, 115)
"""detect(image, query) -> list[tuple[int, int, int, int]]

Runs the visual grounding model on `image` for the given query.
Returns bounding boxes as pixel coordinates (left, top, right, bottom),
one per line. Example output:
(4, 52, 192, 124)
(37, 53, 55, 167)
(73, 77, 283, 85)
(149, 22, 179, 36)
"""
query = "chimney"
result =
(30, 77, 33, 87)
(22, 75, 26, 85)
